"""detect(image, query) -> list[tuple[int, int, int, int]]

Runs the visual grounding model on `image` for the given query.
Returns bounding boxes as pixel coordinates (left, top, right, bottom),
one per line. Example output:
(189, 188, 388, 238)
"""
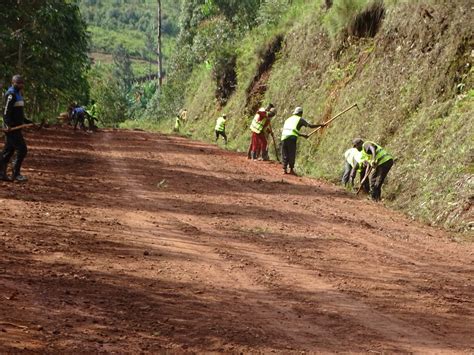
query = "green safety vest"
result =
(175, 117, 181, 130)
(250, 114, 267, 134)
(281, 115, 301, 141)
(215, 117, 226, 132)
(87, 104, 97, 117)
(362, 141, 393, 165)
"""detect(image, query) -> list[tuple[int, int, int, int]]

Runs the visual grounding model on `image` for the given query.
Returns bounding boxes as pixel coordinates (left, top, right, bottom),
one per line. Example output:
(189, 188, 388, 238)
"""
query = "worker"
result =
(249, 103, 274, 160)
(281, 107, 325, 175)
(342, 139, 369, 192)
(262, 106, 277, 161)
(353, 138, 394, 201)
(342, 147, 362, 187)
(86, 100, 98, 131)
(71, 105, 87, 131)
(215, 114, 228, 145)
(174, 114, 181, 132)
(179, 108, 188, 123)
(0, 75, 32, 182)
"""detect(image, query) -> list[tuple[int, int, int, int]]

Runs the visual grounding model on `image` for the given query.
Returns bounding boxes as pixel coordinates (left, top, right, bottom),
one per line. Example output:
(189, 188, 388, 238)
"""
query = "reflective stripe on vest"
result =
(215, 117, 226, 132)
(250, 114, 266, 134)
(281, 115, 301, 141)
(363, 141, 393, 165)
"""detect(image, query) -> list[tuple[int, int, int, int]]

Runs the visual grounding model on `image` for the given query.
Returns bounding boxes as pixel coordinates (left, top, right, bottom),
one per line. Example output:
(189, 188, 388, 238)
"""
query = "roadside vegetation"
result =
(132, 0, 473, 232)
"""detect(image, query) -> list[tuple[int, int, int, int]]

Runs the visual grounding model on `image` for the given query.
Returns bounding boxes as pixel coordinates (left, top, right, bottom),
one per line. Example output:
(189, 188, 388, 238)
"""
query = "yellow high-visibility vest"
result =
(281, 115, 301, 141)
(215, 116, 226, 132)
(362, 141, 393, 165)
(250, 114, 267, 134)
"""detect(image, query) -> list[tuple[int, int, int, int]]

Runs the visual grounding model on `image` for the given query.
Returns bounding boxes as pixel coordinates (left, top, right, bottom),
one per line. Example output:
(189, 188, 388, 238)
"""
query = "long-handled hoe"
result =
(307, 103, 360, 138)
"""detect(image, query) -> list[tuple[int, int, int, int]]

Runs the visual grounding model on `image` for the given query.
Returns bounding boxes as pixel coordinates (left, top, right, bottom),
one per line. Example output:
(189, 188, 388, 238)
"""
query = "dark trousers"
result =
(73, 112, 85, 130)
(370, 159, 393, 201)
(0, 130, 28, 177)
(215, 130, 227, 143)
(341, 162, 353, 186)
(281, 138, 297, 170)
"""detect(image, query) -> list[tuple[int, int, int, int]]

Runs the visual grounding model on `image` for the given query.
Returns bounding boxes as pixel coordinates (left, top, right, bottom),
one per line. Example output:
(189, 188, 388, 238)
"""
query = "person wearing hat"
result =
(215, 113, 228, 145)
(281, 106, 326, 175)
(0, 75, 33, 182)
(249, 106, 269, 160)
(262, 105, 277, 161)
(353, 138, 394, 201)
(342, 139, 368, 191)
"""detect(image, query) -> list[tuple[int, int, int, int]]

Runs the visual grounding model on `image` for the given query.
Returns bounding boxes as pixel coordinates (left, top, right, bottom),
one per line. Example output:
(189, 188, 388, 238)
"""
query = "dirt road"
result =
(1, 127, 473, 353)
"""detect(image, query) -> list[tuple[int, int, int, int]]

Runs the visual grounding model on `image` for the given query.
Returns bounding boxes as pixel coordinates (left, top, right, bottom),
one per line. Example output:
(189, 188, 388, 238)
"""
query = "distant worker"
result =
(262, 106, 277, 161)
(179, 108, 188, 123)
(174, 114, 181, 133)
(249, 103, 274, 160)
(71, 105, 87, 131)
(215, 114, 228, 145)
(86, 100, 98, 131)
(0, 75, 33, 182)
(353, 138, 394, 201)
(281, 107, 325, 175)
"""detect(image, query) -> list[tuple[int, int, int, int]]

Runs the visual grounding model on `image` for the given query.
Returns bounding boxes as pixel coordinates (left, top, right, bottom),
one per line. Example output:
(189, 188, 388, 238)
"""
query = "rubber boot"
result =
(12, 162, 27, 183)
(262, 150, 270, 161)
(251, 151, 258, 160)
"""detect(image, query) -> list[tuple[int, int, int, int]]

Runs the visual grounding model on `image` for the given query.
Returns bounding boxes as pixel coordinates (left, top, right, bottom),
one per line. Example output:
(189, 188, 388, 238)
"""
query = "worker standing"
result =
(262, 106, 277, 161)
(174, 114, 181, 132)
(353, 138, 394, 201)
(215, 114, 228, 145)
(0, 75, 32, 182)
(281, 107, 325, 175)
(249, 107, 268, 160)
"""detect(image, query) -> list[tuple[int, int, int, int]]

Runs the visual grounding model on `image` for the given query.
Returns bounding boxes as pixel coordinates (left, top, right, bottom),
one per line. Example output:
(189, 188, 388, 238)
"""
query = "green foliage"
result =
(88, 63, 128, 126)
(0, 1, 90, 121)
(155, 0, 473, 232)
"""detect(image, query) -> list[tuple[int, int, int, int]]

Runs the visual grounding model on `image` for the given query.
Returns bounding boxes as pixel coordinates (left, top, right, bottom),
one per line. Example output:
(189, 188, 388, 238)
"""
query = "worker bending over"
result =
(353, 138, 394, 201)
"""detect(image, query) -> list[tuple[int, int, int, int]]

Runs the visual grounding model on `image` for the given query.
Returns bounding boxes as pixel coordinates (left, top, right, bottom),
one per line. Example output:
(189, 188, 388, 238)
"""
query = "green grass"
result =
(143, 0, 473, 232)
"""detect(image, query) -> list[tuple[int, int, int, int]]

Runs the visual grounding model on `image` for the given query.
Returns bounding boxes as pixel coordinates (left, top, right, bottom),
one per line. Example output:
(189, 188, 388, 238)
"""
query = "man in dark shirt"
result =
(1, 75, 32, 182)
(280, 107, 325, 175)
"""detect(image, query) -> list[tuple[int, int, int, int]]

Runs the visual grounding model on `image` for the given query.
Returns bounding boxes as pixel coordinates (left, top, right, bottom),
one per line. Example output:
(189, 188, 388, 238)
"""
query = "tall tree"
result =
(157, 0, 163, 87)
(0, 0, 90, 119)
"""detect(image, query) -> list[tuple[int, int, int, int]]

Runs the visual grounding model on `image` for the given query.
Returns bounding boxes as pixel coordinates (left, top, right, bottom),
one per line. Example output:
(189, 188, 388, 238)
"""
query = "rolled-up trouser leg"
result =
(370, 159, 393, 201)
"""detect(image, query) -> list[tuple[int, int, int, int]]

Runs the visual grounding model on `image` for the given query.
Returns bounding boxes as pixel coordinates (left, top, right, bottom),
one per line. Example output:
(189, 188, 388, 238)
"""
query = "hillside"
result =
(161, 0, 473, 232)
(78, 0, 181, 76)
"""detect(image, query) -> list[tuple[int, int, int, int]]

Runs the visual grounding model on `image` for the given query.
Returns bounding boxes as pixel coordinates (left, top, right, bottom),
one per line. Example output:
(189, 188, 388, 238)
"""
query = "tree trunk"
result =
(157, 0, 163, 87)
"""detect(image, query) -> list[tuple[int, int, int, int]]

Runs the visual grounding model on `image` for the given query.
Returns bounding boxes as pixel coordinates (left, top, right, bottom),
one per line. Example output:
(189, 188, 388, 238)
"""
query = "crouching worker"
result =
(342, 139, 369, 192)
(353, 138, 394, 201)
(215, 114, 228, 145)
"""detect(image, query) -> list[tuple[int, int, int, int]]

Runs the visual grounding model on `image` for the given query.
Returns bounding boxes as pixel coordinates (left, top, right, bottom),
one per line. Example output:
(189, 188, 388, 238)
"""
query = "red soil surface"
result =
(1, 127, 473, 353)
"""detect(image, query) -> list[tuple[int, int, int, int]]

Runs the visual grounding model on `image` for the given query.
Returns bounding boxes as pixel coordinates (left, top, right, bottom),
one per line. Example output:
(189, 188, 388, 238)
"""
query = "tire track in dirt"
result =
(0, 128, 472, 353)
